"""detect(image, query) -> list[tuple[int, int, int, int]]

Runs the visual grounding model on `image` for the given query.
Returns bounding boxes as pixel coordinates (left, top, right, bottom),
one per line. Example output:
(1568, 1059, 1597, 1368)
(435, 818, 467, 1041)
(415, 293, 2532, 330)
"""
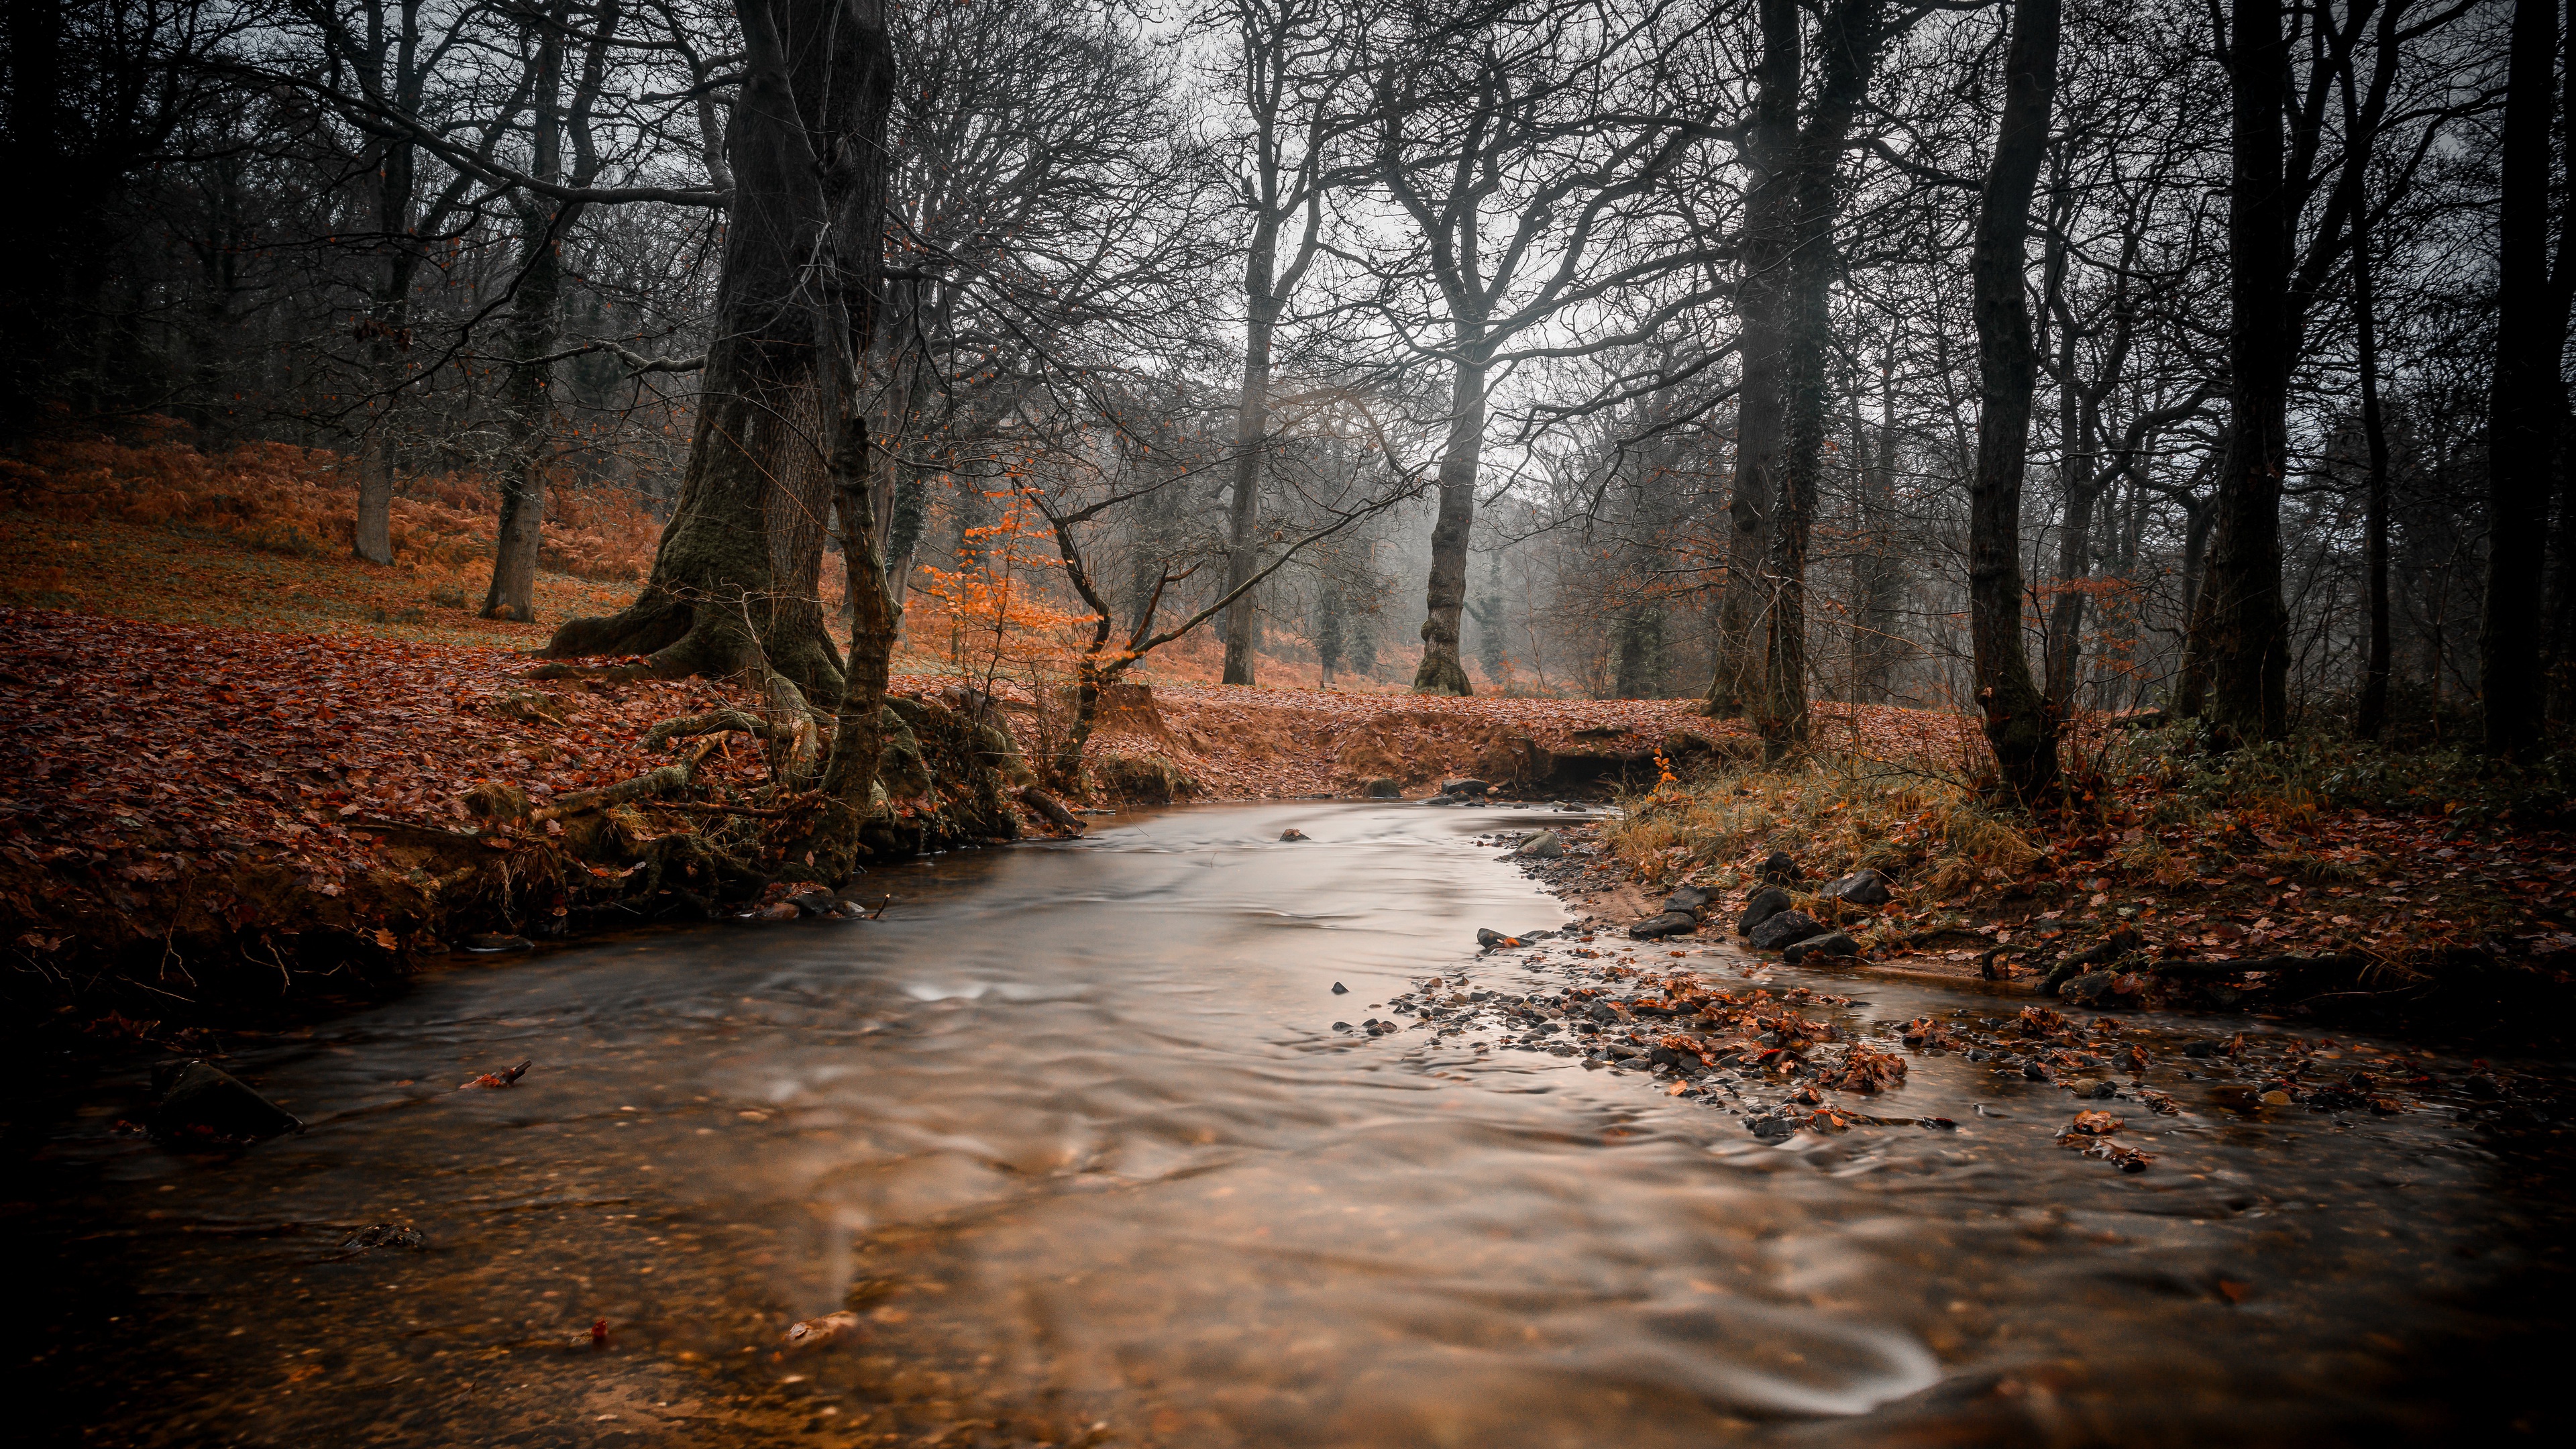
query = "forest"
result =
(7, 3, 2576, 1444)
(9, 0, 2567, 766)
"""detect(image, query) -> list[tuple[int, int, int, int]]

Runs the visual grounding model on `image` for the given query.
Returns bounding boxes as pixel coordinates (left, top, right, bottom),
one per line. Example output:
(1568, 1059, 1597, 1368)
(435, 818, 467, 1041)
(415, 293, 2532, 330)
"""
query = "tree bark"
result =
(2482, 0, 2565, 757)
(2194, 0, 2292, 745)
(1702, 0, 1799, 720)
(1413, 352, 1486, 696)
(481, 7, 572, 623)
(1750, 0, 1894, 757)
(539, 0, 863, 704)
(1222, 217, 1281, 686)
(1966, 0, 2061, 802)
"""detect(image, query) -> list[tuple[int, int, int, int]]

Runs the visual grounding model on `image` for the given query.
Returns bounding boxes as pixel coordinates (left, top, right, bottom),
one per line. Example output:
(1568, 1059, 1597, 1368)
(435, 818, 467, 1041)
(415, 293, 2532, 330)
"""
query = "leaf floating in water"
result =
(461, 1059, 532, 1089)
(785, 1311, 862, 1350)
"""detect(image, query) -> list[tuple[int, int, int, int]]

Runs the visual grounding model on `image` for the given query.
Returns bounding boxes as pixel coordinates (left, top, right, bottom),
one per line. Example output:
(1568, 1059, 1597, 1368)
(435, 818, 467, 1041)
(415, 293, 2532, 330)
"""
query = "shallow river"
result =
(11, 802, 2568, 1447)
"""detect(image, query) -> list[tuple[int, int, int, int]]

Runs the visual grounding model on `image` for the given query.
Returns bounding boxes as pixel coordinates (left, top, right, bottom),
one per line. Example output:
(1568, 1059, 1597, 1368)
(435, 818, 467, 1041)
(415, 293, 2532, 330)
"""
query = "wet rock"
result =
(1333, 1021, 1352, 1031)
(341, 1224, 426, 1250)
(1280, 828, 1310, 841)
(1630, 911, 1699, 940)
(149, 1061, 303, 1142)
(1362, 778, 1403, 798)
(461, 933, 533, 953)
(1748, 910, 1826, 951)
(1587, 1002, 1621, 1023)
(1818, 869, 1893, 907)
(1737, 888, 1793, 936)
(1442, 778, 1493, 798)
(1509, 830, 1566, 859)
(1758, 851, 1801, 885)
(1476, 928, 1527, 948)
(2059, 970, 2118, 1006)
(1781, 931, 1858, 964)
(1332, 981, 1349, 994)
(1663, 883, 1714, 914)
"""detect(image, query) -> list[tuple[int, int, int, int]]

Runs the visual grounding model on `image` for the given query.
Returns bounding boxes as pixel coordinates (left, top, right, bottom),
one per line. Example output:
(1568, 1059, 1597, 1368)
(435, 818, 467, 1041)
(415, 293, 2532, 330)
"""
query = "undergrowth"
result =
(0, 414, 663, 587)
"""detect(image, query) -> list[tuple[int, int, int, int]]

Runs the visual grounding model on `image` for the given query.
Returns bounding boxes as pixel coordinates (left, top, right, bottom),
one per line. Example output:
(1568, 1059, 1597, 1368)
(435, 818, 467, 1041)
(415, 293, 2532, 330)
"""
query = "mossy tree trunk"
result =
(539, 0, 871, 705)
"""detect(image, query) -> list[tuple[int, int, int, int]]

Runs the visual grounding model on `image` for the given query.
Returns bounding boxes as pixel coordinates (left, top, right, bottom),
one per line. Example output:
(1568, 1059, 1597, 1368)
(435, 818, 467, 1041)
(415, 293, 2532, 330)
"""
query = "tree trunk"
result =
(483, 5, 570, 624)
(2355, 203, 2392, 739)
(1852, 359, 1902, 702)
(1413, 352, 1486, 696)
(780, 0, 896, 880)
(1222, 217, 1282, 686)
(1702, 0, 1800, 720)
(539, 0, 869, 704)
(2482, 0, 2565, 757)
(1965, 0, 2059, 802)
(483, 205, 566, 623)
(2196, 0, 2292, 746)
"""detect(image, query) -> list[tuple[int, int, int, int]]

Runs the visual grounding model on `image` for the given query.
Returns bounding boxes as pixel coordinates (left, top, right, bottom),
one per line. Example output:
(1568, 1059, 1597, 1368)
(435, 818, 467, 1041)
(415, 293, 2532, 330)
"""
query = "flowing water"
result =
(9, 802, 2567, 1447)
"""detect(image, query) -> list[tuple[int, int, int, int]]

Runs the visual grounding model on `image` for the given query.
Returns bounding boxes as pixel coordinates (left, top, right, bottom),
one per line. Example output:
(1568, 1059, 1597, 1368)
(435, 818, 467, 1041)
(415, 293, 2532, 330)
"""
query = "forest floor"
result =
(3, 506, 2572, 1049)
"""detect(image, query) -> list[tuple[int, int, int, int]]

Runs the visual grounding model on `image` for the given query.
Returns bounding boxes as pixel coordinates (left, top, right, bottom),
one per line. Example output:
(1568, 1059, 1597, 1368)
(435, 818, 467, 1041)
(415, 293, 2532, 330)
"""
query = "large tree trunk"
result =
(2482, 0, 2566, 757)
(1413, 351, 1486, 696)
(1751, 0, 1893, 757)
(2195, 0, 2292, 746)
(1965, 0, 2059, 802)
(1222, 215, 1282, 686)
(539, 0, 865, 704)
(1702, 0, 1799, 720)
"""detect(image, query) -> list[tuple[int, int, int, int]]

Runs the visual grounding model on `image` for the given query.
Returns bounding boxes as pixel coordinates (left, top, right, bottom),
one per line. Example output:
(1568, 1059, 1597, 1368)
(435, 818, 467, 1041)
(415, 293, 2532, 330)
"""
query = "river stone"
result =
(2060, 970, 2120, 1006)
(1758, 851, 1801, 885)
(1629, 911, 1699, 940)
(1362, 778, 1402, 798)
(1737, 888, 1794, 936)
(1442, 777, 1492, 798)
(1781, 930, 1859, 964)
(150, 1061, 303, 1142)
(1819, 869, 1894, 906)
(1748, 910, 1827, 951)
(1510, 830, 1566, 859)
(1663, 883, 1714, 915)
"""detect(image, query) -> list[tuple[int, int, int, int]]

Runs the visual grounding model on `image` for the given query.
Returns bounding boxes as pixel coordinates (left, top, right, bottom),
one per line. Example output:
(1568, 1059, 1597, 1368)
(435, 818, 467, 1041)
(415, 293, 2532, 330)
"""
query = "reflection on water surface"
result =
(9, 803, 2566, 1446)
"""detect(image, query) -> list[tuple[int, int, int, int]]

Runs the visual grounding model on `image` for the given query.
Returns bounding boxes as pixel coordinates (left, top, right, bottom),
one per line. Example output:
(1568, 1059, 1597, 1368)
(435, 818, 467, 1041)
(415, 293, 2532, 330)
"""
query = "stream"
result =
(9, 802, 2567, 1447)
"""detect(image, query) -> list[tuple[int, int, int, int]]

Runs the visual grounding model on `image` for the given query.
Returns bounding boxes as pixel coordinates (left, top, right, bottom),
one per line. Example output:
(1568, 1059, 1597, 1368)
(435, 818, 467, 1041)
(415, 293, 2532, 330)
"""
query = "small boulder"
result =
(1629, 911, 1699, 940)
(149, 1061, 303, 1142)
(1736, 888, 1794, 936)
(1748, 910, 1827, 951)
(2059, 971, 2119, 1006)
(1332, 981, 1349, 994)
(1758, 851, 1801, 885)
(1441, 778, 1493, 798)
(1663, 883, 1714, 915)
(1781, 931, 1859, 964)
(1476, 927, 1525, 948)
(1362, 778, 1403, 798)
(1510, 830, 1565, 859)
(341, 1224, 426, 1250)
(1280, 828, 1309, 841)
(1819, 869, 1893, 907)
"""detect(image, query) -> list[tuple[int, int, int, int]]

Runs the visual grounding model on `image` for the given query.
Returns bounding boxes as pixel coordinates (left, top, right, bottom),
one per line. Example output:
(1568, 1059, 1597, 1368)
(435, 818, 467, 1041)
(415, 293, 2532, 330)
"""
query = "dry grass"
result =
(1604, 755, 2043, 905)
